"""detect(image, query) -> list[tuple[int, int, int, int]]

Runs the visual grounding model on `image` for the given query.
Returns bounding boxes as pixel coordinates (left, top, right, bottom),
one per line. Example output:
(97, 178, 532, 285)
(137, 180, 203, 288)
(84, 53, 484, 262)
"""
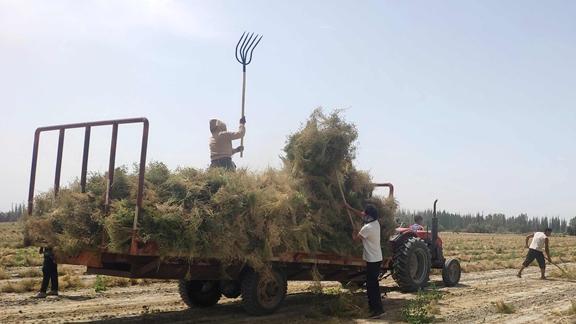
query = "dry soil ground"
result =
(1, 224, 575, 323)
(1, 266, 575, 323)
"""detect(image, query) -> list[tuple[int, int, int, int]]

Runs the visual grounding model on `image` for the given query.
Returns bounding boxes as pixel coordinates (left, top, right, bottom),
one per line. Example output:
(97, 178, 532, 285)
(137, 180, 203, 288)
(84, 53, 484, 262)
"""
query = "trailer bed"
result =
(59, 249, 391, 282)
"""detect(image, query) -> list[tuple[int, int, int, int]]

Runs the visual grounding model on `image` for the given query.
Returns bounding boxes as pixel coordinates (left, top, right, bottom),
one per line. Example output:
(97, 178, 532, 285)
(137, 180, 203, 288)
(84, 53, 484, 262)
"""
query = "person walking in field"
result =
(35, 246, 59, 298)
(209, 116, 246, 170)
(517, 228, 553, 279)
(343, 202, 385, 318)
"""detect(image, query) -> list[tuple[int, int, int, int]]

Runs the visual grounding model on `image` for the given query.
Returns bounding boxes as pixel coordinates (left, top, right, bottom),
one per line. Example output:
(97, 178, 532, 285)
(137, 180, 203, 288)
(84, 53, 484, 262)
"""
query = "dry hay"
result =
(0, 278, 39, 293)
(0, 267, 9, 280)
(550, 261, 576, 280)
(307, 286, 369, 319)
(24, 109, 397, 271)
(494, 300, 515, 314)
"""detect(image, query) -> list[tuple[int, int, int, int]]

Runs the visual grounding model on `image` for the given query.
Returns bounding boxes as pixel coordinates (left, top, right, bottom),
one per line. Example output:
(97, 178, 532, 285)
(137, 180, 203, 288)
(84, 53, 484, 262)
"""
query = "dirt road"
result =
(1, 266, 575, 323)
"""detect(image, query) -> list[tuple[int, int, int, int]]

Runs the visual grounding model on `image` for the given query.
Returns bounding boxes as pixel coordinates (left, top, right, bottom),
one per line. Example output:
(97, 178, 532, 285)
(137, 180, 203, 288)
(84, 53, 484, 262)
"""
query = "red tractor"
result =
(385, 199, 461, 291)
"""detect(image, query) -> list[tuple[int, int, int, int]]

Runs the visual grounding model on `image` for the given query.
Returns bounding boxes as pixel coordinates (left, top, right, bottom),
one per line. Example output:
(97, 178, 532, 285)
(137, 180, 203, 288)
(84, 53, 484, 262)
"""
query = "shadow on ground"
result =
(86, 290, 411, 324)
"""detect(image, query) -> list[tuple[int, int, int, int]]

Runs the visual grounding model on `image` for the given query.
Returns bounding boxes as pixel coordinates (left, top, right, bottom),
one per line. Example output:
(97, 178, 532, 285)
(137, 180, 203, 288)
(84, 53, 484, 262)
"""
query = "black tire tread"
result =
(392, 236, 431, 292)
(178, 280, 221, 308)
(241, 270, 287, 316)
(442, 258, 461, 287)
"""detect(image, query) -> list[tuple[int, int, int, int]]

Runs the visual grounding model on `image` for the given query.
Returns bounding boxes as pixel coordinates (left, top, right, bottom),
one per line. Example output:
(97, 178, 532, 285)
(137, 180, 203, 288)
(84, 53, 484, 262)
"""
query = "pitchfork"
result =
(235, 31, 263, 157)
(549, 260, 568, 274)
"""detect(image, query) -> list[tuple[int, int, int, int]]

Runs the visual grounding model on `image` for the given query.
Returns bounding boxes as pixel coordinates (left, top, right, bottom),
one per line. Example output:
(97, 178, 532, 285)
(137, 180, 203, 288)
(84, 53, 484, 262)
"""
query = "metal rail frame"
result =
(27, 117, 149, 254)
(373, 183, 394, 197)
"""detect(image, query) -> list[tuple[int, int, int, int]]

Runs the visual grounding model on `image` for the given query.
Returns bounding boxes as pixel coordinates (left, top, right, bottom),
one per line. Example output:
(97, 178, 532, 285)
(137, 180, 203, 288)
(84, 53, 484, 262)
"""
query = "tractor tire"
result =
(179, 280, 221, 308)
(241, 269, 287, 315)
(392, 236, 431, 292)
(442, 258, 461, 287)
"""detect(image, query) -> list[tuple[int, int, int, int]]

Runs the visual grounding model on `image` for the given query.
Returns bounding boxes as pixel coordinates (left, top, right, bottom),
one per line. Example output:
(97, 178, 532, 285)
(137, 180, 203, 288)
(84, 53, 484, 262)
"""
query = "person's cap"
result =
(364, 204, 378, 219)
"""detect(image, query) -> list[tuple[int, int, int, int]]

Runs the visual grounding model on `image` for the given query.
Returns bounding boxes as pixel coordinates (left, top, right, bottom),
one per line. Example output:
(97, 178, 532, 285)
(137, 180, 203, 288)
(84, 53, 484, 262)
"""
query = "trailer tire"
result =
(241, 269, 287, 315)
(442, 258, 461, 287)
(392, 237, 431, 292)
(178, 280, 221, 308)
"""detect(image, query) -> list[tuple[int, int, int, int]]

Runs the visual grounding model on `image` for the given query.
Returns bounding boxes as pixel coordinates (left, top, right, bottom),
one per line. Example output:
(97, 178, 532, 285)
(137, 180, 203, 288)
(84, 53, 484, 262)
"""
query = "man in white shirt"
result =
(344, 202, 384, 318)
(209, 116, 246, 170)
(517, 228, 553, 279)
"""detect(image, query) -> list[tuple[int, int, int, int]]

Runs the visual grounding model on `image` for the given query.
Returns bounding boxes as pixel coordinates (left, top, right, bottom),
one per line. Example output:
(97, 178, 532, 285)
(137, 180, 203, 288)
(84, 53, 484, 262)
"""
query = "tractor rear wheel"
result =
(178, 280, 221, 308)
(442, 258, 461, 287)
(392, 237, 431, 292)
(241, 269, 287, 315)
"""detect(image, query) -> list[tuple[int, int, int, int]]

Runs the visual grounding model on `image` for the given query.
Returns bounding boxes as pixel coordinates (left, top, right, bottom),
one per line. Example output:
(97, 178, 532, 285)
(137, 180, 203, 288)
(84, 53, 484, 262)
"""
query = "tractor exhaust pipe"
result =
(432, 199, 439, 249)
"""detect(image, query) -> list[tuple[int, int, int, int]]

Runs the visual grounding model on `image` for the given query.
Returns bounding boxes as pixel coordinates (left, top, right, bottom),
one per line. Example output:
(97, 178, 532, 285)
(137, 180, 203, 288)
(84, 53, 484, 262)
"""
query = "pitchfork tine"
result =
(246, 35, 262, 64)
(246, 34, 258, 50)
(244, 35, 258, 62)
(235, 32, 246, 63)
(239, 34, 248, 61)
(241, 33, 254, 61)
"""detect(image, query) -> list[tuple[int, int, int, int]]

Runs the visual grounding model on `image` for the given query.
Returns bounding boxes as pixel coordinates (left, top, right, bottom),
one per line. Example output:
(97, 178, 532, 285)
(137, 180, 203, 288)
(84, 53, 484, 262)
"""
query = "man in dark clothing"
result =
(36, 247, 58, 298)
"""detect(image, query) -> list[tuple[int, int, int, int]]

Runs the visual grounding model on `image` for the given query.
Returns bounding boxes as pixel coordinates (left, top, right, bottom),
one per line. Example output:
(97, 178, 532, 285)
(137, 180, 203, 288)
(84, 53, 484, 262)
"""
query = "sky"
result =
(0, 0, 574, 219)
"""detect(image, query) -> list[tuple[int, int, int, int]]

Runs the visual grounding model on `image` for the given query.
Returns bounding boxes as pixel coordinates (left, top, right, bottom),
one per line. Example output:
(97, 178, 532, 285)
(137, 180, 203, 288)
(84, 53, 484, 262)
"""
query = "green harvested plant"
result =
(24, 109, 397, 270)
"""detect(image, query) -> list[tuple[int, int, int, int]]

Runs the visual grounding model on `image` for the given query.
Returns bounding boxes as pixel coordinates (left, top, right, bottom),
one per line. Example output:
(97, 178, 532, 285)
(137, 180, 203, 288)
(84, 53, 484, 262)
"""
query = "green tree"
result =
(568, 217, 576, 236)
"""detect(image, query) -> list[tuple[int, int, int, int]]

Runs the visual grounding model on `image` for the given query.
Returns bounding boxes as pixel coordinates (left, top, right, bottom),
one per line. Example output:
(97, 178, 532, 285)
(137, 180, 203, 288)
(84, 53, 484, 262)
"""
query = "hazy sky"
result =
(0, 0, 574, 219)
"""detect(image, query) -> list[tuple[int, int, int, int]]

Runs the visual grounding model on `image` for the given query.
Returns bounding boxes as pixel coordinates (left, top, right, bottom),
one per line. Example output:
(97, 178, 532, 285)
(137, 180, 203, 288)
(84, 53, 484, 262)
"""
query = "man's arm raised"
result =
(343, 202, 365, 218)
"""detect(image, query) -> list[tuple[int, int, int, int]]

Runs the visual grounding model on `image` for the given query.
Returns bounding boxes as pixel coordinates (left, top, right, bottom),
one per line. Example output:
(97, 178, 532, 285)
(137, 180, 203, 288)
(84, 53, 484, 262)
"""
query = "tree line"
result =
(0, 203, 25, 222)
(396, 209, 576, 235)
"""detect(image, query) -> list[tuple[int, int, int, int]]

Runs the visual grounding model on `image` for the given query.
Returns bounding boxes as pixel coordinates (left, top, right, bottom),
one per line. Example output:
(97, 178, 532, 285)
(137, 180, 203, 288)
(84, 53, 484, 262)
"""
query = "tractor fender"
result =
(389, 231, 416, 250)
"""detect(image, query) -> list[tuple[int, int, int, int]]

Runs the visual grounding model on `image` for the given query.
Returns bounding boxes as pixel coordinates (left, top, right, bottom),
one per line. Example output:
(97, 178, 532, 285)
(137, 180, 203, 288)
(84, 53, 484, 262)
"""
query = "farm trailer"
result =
(27, 118, 461, 315)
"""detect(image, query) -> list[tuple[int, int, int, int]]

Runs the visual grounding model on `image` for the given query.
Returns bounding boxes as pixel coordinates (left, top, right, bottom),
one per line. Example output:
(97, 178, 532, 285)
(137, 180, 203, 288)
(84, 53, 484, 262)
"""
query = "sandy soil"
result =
(1, 266, 575, 324)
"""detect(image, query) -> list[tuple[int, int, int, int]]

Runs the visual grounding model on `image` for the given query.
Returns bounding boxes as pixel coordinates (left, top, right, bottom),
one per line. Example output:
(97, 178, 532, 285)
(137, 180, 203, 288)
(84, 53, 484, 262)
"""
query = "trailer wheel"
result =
(392, 237, 431, 292)
(178, 280, 221, 308)
(442, 258, 461, 287)
(241, 269, 287, 315)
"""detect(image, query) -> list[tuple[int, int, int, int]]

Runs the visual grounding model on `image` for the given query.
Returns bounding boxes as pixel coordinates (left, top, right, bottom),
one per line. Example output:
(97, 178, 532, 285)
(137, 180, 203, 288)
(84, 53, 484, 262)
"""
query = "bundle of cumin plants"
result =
(24, 108, 397, 271)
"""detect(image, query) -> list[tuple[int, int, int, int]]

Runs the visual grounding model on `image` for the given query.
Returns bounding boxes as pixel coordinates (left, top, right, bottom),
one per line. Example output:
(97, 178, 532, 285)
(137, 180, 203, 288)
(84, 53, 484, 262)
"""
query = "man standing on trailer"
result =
(344, 202, 385, 318)
(517, 228, 553, 279)
(209, 116, 246, 170)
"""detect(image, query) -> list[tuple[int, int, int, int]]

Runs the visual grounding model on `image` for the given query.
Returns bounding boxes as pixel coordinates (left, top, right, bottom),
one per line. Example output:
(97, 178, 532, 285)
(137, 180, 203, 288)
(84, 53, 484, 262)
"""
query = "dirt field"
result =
(1, 223, 575, 323)
(1, 266, 575, 323)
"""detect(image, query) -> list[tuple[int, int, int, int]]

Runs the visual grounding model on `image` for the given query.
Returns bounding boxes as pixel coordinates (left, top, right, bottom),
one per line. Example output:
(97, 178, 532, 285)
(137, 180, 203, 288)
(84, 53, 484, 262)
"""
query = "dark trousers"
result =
(210, 157, 236, 171)
(366, 261, 383, 313)
(523, 248, 546, 269)
(40, 259, 58, 293)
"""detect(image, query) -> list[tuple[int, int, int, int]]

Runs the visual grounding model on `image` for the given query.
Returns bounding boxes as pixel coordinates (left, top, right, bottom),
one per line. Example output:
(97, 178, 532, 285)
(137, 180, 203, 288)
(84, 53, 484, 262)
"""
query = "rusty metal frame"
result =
(60, 250, 392, 281)
(373, 183, 394, 198)
(27, 117, 149, 254)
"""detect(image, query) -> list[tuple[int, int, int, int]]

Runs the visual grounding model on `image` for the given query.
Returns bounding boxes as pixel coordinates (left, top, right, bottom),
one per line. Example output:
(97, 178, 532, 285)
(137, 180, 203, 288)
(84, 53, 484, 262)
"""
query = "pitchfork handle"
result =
(240, 70, 246, 157)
